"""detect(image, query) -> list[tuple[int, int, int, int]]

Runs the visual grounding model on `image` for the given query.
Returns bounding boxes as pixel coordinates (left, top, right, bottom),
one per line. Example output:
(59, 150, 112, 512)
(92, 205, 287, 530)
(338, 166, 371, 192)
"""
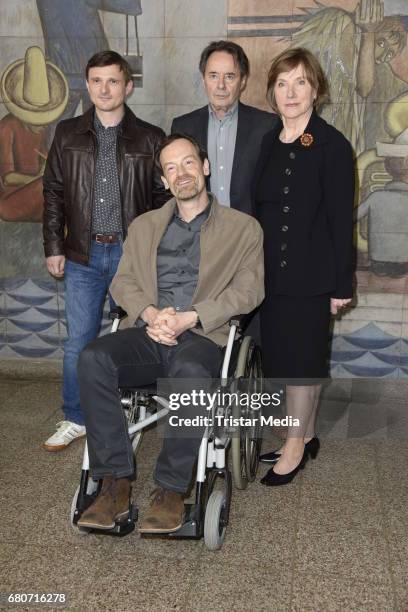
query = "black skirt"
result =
(260, 294, 331, 381)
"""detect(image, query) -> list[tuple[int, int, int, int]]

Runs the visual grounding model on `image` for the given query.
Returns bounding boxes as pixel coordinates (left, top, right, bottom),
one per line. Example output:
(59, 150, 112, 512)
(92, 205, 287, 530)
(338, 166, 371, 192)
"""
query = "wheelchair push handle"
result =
(109, 306, 128, 321)
(229, 313, 252, 333)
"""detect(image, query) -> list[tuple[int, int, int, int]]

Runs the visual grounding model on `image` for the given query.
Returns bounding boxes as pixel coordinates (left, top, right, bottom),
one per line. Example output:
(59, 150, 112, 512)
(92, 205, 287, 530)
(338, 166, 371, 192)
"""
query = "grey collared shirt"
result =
(92, 113, 122, 234)
(156, 202, 211, 312)
(207, 102, 238, 207)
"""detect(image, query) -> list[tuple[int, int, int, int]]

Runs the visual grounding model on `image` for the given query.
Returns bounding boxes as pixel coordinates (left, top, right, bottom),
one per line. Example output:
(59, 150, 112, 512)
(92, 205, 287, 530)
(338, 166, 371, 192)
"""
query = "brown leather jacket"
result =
(42, 105, 170, 264)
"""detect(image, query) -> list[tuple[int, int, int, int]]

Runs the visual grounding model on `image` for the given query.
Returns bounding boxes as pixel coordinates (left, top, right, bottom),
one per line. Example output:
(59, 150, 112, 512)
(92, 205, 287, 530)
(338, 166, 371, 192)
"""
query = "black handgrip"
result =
(109, 306, 128, 320)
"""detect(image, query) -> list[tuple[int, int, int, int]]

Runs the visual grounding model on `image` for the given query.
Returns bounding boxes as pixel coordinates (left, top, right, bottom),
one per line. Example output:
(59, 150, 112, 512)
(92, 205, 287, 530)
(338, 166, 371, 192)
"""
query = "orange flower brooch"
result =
(300, 133, 314, 147)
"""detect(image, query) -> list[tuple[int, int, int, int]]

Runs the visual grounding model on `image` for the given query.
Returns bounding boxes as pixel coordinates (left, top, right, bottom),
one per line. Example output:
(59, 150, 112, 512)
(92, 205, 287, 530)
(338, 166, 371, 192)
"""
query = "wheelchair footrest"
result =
(107, 505, 138, 537)
(167, 504, 203, 539)
(78, 504, 138, 537)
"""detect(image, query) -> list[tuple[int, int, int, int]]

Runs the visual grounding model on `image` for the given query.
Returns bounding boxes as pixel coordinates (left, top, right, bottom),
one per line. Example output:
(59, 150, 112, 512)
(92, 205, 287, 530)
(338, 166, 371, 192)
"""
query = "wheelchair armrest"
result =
(109, 306, 128, 321)
(229, 314, 252, 333)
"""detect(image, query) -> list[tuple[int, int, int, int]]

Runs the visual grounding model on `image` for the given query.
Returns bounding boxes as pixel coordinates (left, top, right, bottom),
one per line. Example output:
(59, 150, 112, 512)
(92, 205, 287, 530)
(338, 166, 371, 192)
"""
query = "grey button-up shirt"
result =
(92, 113, 123, 234)
(207, 102, 238, 207)
(156, 201, 211, 312)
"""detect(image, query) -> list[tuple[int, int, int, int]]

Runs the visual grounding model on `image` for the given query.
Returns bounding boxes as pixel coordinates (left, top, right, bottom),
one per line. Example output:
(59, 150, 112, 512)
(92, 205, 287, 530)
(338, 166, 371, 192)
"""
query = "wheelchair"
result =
(70, 310, 263, 550)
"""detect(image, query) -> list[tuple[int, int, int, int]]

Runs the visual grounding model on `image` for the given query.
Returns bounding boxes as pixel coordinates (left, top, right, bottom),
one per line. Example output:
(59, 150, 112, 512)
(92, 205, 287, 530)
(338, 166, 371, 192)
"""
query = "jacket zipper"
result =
(88, 132, 96, 264)
(117, 134, 125, 237)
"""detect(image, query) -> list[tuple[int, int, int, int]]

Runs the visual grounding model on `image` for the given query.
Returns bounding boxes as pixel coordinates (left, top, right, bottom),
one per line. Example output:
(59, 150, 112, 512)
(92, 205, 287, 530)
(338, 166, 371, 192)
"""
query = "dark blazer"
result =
(171, 102, 277, 215)
(254, 111, 355, 298)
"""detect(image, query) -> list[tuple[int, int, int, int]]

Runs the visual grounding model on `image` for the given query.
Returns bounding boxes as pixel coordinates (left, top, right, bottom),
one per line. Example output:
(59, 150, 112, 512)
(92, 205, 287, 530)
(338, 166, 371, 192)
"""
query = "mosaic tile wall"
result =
(0, 278, 112, 361)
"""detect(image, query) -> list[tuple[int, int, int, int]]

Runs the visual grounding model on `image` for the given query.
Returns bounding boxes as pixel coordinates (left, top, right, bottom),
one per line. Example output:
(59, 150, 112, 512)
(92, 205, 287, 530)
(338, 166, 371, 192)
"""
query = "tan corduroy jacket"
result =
(110, 195, 264, 346)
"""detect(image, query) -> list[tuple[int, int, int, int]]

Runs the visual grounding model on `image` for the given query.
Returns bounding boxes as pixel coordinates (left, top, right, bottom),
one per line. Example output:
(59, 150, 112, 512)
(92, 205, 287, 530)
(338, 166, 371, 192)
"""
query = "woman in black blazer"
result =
(255, 48, 355, 486)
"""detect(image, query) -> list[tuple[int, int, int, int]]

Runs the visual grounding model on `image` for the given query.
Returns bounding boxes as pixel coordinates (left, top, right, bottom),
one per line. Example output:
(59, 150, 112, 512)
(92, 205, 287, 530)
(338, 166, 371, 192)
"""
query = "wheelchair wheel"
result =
(231, 337, 263, 489)
(244, 345, 263, 482)
(130, 430, 143, 455)
(130, 408, 152, 455)
(122, 392, 151, 456)
(204, 490, 228, 550)
(70, 478, 98, 535)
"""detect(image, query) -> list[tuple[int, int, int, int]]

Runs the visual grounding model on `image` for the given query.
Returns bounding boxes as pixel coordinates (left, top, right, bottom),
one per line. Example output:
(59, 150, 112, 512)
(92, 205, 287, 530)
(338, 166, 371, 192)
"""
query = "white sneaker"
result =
(42, 421, 86, 452)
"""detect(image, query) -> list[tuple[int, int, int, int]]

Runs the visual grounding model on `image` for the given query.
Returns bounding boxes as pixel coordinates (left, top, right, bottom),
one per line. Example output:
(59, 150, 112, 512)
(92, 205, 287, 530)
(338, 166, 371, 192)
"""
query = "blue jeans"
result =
(62, 240, 123, 424)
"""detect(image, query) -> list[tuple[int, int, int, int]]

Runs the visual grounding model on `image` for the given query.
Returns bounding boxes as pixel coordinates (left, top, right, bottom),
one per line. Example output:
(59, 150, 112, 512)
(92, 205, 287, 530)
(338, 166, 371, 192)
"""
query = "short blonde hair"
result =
(266, 47, 329, 114)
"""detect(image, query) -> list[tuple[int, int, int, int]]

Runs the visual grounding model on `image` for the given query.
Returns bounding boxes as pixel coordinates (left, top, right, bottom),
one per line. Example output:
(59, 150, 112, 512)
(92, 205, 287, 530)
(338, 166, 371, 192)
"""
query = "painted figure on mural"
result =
(356, 96, 408, 277)
(292, 0, 408, 155)
(0, 46, 68, 223)
(36, 0, 143, 120)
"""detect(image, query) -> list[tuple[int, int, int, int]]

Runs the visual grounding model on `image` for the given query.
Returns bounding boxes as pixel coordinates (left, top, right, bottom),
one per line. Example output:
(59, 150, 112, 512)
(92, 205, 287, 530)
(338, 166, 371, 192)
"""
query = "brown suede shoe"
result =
(139, 487, 185, 533)
(77, 475, 131, 530)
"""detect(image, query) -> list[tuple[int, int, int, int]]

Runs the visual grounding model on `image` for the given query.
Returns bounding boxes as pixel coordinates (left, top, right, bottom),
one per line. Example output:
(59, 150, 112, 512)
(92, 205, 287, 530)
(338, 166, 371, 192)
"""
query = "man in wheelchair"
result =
(76, 134, 264, 533)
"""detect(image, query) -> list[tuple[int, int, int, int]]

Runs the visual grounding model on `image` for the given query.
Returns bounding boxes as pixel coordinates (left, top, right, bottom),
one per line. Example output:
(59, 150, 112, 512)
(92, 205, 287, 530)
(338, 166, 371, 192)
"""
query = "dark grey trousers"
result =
(78, 327, 222, 493)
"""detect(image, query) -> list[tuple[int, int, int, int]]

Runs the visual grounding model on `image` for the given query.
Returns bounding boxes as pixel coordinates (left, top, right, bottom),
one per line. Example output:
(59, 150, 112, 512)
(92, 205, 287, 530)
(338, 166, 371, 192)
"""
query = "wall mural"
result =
(0, 0, 407, 375)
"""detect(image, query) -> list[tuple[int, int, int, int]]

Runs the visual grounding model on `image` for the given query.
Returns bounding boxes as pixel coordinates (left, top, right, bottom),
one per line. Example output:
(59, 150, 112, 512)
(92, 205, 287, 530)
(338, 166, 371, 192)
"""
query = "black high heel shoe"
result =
(260, 454, 308, 486)
(305, 437, 320, 460)
(260, 436, 320, 464)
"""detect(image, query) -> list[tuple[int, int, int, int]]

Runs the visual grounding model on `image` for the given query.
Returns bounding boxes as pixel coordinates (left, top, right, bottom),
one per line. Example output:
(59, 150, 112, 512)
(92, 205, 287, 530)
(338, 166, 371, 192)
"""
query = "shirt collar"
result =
(174, 194, 212, 227)
(208, 101, 239, 122)
(93, 111, 123, 133)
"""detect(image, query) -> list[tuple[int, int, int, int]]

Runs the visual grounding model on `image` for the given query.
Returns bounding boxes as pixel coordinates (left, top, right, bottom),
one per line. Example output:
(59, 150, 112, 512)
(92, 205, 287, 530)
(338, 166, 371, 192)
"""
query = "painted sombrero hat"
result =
(0, 46, 68, 125)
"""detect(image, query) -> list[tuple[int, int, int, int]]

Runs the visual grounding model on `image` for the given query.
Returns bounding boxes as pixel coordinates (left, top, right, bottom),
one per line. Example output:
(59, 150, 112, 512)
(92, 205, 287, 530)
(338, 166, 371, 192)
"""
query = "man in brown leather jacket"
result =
(42, 50, 168, 452)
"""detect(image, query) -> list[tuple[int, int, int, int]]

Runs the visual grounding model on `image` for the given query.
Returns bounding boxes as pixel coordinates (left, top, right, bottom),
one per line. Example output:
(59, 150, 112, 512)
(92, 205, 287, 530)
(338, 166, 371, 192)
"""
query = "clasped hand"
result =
(143, 306, 197, 346)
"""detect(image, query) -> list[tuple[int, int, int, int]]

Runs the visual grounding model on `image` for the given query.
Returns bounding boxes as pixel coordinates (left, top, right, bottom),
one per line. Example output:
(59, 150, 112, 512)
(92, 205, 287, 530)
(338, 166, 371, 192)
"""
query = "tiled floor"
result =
(0, 375, 407, 611)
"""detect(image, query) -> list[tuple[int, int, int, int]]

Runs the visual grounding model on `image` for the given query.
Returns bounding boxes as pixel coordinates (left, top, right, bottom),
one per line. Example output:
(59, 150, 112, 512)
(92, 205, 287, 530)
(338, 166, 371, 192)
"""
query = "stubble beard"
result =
(175, 177, 203, 201)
